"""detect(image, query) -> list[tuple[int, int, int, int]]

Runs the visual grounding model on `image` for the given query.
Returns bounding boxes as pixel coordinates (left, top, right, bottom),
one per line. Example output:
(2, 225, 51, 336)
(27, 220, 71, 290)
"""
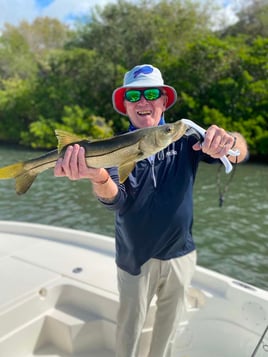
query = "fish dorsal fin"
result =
(55, 130, 87, 153)
(118, 161, 136, 183)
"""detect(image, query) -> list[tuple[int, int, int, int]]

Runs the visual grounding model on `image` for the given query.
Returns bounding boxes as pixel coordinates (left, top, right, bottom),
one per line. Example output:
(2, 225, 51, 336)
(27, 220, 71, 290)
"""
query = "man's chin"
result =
(135, 116, 155, 126)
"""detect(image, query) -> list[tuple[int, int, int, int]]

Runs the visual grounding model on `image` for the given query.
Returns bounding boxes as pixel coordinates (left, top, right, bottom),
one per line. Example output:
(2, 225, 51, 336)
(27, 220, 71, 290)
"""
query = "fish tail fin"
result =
(0, 162, 37, 195)
(0, 162, 25, 179)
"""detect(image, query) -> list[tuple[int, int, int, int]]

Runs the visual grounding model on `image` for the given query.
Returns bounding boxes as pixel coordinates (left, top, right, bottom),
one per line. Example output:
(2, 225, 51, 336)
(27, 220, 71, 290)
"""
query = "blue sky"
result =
(0, 0, 113, 30)
(35, 0, 55, 9)
(0, 0, 244, 31)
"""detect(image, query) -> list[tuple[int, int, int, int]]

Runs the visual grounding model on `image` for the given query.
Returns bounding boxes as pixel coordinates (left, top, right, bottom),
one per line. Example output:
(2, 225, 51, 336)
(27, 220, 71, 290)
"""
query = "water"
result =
(0, 146, 267, 290)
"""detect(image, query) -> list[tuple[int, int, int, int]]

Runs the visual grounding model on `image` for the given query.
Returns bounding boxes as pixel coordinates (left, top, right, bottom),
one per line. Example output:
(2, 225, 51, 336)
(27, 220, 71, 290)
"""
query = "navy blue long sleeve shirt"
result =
(100, 135, 216, 275)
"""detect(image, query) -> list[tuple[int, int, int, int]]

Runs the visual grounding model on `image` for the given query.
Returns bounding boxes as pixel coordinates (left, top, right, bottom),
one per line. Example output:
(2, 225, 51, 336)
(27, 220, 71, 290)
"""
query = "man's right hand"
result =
(54, 144, 109, 183)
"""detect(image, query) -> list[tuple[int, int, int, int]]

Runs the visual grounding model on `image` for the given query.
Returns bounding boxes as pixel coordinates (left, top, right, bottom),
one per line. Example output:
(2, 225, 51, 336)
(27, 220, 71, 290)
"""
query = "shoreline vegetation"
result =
(0, 0, 267, 157)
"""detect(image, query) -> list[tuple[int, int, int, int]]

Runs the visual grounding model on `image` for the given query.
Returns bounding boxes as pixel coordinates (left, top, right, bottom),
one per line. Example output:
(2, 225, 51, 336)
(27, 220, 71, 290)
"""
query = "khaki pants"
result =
(116, 251, 197, 357)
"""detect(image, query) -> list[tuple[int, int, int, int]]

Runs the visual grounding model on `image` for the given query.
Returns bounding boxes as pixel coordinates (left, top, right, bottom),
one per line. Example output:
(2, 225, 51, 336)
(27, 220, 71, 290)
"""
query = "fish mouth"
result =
(172, 122, 189, 141)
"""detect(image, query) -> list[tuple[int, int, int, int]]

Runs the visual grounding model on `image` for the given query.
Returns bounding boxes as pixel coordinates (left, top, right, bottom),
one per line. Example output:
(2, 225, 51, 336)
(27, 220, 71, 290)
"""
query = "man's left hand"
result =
(192, 125, 235, 158)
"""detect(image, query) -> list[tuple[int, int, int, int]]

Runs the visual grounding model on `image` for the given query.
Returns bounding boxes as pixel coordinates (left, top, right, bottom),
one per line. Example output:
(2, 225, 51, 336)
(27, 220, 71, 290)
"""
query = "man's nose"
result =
(139, 95, 148, 103)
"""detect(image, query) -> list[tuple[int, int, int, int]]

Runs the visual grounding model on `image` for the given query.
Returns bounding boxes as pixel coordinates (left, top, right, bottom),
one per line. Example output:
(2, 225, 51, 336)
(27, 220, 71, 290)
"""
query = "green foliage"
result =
(32, 48, 117, 123)
(171, 34, 268, 159)
(72, 0, 212, 68)
(256, 132, 268, 155)
(17, 17, 72, 54)
(0, 78, 35, 142)
(221, 0, 268, 38)
(21, 105, 114, 149)
(20, 116, 56, 149)
(0, 1, 267, 159)
(0, 26, 37, 80)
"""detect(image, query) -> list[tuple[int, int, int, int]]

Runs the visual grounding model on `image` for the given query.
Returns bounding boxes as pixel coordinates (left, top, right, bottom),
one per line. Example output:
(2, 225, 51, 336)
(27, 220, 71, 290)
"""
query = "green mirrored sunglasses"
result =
(124, 88, 163, 102)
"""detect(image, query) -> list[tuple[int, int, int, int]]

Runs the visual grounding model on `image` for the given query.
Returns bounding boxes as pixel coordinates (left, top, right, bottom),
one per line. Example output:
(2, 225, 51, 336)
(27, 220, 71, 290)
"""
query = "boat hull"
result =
(0, 221, 267, 356)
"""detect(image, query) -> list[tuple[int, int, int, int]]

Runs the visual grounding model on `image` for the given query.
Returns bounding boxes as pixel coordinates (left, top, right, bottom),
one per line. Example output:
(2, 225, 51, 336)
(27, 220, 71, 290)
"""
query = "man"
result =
(54, 64, 248, 357)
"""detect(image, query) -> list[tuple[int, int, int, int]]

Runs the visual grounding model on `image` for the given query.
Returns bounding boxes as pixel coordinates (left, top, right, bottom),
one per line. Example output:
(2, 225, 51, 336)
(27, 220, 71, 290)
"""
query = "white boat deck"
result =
(0, 221, 267, 357)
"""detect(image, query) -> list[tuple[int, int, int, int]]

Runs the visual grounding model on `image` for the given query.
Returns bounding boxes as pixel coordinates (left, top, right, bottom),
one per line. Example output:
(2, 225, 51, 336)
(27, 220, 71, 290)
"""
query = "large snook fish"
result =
(0, 120, 188, 195)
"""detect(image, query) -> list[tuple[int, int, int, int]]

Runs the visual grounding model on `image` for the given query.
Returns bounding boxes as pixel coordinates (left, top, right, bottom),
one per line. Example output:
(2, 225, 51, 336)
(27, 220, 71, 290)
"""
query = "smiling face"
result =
(124, 88, 167, 128)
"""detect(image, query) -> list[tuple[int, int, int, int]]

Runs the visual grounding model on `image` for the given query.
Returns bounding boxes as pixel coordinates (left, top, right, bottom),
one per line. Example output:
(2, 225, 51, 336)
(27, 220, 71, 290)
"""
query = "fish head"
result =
(154, 120, 188, 148)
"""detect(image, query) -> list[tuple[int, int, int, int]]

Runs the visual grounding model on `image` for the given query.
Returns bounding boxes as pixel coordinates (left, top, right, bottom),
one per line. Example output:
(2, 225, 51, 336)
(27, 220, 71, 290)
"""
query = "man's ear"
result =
(163, 94, 168, 110)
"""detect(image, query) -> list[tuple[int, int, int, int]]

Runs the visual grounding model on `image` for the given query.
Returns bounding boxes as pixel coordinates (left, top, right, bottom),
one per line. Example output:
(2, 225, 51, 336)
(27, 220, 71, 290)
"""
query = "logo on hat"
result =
(133, 65, 153, 78)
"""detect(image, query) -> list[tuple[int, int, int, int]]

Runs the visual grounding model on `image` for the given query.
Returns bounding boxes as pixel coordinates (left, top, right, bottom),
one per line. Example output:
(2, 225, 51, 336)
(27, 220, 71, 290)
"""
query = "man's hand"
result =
(54, 144, 109, 183)
(192, 125, 235, 159)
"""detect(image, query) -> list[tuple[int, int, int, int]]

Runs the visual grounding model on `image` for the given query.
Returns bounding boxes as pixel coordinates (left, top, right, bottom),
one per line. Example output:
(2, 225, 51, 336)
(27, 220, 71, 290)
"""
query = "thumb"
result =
(192, 142, 202, 151)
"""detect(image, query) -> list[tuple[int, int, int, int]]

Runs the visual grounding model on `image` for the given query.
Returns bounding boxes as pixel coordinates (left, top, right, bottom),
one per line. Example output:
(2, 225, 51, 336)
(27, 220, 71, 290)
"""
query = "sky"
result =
(0, 0, 247, 31)
(0, 0, 113, 30)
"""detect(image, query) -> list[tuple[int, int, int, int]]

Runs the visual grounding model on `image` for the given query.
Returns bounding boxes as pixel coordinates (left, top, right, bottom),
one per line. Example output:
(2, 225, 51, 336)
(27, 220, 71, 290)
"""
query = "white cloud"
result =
(0, 0, 37, 28)
(212, 0, 254, 29)
(0, 0, 113, 30)
(210, 1, 239, 30)
(0, 0, 243, 31)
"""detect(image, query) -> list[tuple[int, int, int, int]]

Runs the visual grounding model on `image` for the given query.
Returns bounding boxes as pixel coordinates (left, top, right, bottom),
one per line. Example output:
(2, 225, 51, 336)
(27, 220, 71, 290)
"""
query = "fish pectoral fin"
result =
(16, 172, 37, 195)
(55, 130, 87, 153)
(118, 162, 136, 183)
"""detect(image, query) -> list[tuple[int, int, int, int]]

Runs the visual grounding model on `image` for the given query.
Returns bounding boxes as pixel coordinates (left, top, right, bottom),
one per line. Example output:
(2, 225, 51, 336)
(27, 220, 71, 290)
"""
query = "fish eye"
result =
(165, 126, 172, 133)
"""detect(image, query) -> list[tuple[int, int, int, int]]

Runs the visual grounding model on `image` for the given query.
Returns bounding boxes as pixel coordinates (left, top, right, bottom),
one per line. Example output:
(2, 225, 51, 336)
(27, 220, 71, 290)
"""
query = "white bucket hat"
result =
(112, 64, 177, 116)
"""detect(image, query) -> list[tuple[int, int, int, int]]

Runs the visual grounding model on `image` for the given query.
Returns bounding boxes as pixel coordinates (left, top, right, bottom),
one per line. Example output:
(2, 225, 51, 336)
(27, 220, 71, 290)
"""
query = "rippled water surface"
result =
(0, 146, 267, 289)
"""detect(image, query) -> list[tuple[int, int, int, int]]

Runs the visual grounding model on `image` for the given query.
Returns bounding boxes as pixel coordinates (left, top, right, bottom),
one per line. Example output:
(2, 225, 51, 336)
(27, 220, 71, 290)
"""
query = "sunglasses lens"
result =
(144, 88, 162, 100)
(125, 90, 141, 102)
